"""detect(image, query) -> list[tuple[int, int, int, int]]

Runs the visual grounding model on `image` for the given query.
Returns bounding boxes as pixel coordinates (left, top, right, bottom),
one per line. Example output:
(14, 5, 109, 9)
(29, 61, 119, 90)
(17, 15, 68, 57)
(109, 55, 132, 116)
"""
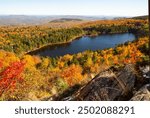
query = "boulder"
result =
(130, 84, 150, 101)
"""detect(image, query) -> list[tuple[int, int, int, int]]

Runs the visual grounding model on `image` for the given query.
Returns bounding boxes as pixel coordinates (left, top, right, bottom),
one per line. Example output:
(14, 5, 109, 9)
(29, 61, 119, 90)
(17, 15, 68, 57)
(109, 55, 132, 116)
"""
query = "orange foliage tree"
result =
(61, 64, 83, 86)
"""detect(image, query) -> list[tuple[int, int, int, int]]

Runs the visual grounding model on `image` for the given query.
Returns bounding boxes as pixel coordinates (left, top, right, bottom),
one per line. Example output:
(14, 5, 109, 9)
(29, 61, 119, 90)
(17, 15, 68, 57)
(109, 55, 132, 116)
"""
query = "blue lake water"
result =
(29, 33, 136, 57)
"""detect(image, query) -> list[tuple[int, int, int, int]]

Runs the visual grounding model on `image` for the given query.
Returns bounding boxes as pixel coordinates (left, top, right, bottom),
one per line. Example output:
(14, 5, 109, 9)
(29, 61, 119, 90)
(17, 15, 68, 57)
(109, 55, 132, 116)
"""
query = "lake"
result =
(29, 33, 136, 57)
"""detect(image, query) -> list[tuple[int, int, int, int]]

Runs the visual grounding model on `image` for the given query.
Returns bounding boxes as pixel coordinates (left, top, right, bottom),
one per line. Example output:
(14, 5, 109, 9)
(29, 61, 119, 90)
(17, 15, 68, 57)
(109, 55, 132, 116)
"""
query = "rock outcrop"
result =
(73, 64, 136, 101)
(130, 84, 150, 101)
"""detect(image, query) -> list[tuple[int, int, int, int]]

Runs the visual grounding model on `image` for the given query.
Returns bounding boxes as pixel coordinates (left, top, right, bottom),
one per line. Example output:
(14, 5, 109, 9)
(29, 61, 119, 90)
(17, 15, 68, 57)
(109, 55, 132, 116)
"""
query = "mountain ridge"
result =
(0, 15, 123, 26)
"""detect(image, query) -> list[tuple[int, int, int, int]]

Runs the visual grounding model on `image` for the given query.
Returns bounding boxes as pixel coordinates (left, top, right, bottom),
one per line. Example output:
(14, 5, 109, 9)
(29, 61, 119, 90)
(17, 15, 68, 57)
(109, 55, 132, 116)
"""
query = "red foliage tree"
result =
(0, 61, 25, 96)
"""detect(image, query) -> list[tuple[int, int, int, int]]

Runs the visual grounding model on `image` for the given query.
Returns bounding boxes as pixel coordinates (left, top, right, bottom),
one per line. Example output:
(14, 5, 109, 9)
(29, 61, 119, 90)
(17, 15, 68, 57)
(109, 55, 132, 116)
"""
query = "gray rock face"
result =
(130, 84, 150, 101)
(73, 64, 136, 101)
(139, 66, 150, 79)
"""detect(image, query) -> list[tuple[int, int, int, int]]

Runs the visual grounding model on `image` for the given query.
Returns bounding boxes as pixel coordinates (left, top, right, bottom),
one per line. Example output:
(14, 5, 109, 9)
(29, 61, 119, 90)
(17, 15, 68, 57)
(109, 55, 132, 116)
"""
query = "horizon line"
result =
(0, 14, 148, 17)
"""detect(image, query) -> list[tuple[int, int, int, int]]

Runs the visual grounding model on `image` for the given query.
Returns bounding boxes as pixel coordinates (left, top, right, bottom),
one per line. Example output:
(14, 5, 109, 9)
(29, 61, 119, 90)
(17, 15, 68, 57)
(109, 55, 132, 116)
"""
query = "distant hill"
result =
(0, 15, 118, 26)
(0, 15, 49, 26)
(131, 15, 148, 20)
(50, 18, 83, 23)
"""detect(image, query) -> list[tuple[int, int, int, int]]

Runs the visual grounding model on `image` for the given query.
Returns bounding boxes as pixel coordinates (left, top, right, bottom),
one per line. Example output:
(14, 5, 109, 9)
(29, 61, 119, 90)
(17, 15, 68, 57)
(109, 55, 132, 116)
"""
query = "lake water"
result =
(29, 33, 136, 57)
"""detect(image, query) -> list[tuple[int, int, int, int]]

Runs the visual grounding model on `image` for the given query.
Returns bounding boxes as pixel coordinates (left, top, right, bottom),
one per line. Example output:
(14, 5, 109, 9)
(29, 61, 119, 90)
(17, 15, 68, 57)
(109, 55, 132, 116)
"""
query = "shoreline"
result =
(24, 32, 130, 55)
(24, 35, 84, 55)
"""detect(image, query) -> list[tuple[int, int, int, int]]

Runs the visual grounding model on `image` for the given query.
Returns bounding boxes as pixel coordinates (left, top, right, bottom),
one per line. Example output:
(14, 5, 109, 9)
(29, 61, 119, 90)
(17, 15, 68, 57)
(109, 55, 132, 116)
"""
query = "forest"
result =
(0, 18, 149, 100)
(0, 19, 148, 54)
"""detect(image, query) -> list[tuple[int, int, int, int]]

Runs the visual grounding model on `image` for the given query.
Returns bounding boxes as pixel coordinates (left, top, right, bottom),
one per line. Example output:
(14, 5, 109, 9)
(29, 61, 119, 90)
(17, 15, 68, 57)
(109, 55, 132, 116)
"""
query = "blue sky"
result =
(0, 0, 148, 16)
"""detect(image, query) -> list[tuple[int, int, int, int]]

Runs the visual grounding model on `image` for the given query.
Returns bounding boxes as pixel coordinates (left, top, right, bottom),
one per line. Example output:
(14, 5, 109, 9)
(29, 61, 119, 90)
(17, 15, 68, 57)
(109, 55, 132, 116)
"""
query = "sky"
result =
(0, 0, 148, 16)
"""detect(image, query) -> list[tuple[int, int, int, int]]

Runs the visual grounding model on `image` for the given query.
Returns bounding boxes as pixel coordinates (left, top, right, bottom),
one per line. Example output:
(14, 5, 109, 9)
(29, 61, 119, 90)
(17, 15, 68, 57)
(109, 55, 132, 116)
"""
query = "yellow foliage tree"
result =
(22, 55, 36, 70)
(84, 57, 93, 69)
(41, 58, 50, 69)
